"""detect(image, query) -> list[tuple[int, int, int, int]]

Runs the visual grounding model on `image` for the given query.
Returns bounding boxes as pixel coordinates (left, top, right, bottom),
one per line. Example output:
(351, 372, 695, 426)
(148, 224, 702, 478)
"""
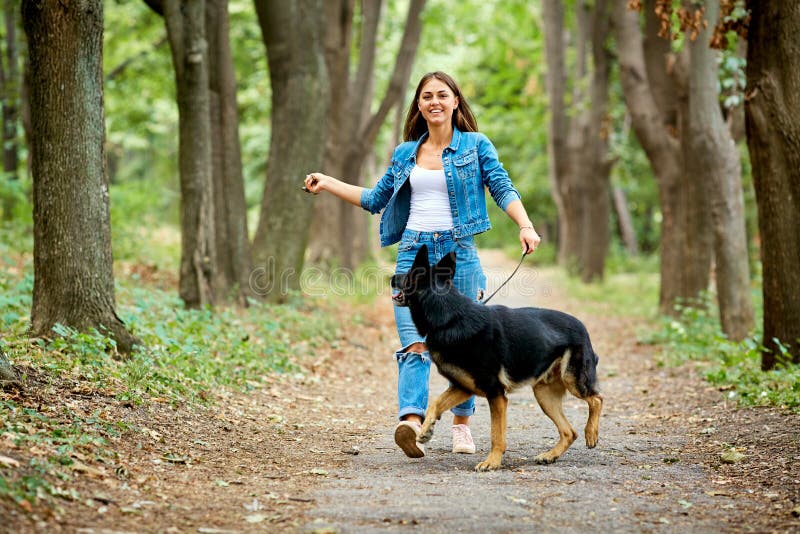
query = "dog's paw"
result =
(418, 421, 435, 443)
(474, 452, 503, 471)
(533, 453, 559, 465)
(585, 434, 598, 449)
(474, 459, 502, 472)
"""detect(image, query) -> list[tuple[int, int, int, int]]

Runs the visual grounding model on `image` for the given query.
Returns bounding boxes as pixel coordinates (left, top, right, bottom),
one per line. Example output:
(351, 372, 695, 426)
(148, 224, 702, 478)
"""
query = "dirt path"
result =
(7, 252, 799, 533)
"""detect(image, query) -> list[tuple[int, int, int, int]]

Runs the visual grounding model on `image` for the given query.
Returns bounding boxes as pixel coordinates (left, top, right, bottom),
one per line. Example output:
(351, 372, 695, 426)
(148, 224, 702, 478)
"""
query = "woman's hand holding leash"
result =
(520, 226, 541, 255)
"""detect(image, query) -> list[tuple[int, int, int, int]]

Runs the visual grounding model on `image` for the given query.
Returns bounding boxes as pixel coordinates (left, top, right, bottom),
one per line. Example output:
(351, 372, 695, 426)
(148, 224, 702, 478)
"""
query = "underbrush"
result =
(0, 252, 342, 512)
(644, 294, 800, 413)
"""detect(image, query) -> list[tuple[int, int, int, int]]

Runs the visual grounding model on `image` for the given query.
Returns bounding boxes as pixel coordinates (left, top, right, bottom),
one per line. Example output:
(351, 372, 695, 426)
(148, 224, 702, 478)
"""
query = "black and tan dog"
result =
(391, 245, 603, 471)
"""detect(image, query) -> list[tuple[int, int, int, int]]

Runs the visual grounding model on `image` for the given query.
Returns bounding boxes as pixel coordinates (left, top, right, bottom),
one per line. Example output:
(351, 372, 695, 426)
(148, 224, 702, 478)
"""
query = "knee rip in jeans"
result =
(394, 348, 430, 363)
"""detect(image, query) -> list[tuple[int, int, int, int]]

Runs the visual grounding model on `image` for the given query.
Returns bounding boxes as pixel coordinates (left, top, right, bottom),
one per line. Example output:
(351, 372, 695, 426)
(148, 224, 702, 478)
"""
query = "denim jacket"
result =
(360, 127, 521, 247)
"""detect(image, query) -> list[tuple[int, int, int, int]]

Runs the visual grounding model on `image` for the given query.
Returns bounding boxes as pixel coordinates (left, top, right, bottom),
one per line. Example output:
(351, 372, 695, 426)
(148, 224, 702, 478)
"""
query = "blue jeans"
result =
(393, 229, 487, 420)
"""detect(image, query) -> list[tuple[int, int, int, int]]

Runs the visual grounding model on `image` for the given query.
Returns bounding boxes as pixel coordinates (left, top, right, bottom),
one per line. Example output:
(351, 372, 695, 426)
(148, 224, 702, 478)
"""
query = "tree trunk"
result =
(307, 0, 355, 267)
(1, 0, 20, 220)
(745, 2, 800, 369)
(688, 0, 753, 340)
(542, 0, 578, 270)
(674, 50, 714, 304)
(544, 0, 613, 280)
(251, 0, 329, 302)
(22, 0, 140, 354)
(612, 0, 712, 314)
(162, 0, 217, 308)
(206, 0, 252, 305)
(308, 0, 425, 269)
(579, 0, 613, 282)
(611, 186, 639, 255)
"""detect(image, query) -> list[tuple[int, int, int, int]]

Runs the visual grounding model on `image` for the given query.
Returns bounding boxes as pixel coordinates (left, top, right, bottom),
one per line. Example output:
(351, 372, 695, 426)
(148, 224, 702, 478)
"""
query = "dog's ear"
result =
(433, 251, 456, 283)
(406, 244, 430, 286)
(412, 244, 429, 269)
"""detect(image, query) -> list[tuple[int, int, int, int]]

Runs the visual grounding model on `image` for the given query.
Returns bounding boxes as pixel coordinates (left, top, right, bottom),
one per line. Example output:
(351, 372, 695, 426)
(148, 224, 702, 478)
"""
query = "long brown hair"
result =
(402, 71, 478, 141)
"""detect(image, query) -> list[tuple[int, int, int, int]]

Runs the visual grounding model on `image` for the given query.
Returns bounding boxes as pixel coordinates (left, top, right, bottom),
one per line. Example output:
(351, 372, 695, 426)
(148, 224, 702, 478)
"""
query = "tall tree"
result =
(307, 0, 425, 270)
(687, 0, 753, 340)
(1, 0, 21, 220)
(542, 0, 613, 282)
(745, 2, 800, 369)
(612, 0, 712, 314)
(145, 0, 217, 308)
(206, 0, 252, 305)
(22, 0, 140, 353)
(251, 0, 329, 301)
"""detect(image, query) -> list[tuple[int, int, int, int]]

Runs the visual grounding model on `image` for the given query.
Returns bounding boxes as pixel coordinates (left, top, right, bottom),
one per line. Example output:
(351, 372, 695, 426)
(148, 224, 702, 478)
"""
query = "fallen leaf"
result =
(72, 460, 107, 477)
(705, 490, 733, 497)
(214, 480, 230, 487)
(678, 499, 693, 509)
(307, 468, 328, 476)
(0, 454, 20, 468)
(244, 498, 262, 512)
(244, 513, 268, 523)
(721, 449, 746, 464)
(162, 452, 189, 464)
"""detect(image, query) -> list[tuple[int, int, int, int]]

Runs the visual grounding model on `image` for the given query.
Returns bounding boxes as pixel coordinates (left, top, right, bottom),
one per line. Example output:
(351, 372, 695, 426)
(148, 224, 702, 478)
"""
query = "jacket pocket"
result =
(453, 149, 479, 217)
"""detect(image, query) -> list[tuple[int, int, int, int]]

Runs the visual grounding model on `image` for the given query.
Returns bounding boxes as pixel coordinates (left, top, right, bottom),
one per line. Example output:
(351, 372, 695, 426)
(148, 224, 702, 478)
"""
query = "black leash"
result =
(481, 250, 528, 305)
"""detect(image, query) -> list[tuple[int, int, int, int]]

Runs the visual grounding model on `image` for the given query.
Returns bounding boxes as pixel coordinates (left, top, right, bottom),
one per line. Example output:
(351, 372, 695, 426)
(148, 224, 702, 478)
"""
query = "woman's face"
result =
(417, 78, 459, 128)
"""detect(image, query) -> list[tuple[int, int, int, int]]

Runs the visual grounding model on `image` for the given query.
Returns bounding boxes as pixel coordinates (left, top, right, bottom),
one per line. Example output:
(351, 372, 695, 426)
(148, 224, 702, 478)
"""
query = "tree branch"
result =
(358, 0, 425, 147)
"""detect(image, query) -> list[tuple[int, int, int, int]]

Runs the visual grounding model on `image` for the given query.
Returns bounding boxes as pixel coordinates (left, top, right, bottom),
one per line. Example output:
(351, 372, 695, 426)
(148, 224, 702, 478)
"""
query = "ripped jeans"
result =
(393, 229, 487, 420)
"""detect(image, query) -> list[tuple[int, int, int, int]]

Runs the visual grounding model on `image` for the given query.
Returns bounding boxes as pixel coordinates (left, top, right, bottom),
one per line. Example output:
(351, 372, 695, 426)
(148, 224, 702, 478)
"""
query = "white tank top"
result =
(406, 165, 454, 232)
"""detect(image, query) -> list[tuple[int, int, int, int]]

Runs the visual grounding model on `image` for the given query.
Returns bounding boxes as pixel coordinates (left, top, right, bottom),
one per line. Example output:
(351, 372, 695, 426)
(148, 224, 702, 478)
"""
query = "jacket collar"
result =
(407, 126, 463, 162)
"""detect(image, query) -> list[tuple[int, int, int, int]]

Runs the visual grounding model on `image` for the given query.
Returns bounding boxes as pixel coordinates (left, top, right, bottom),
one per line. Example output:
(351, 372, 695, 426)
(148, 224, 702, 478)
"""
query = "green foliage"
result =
(0, 257, 341, 509)
(644, 294, 800, 413)
(0, 398, 117, 508)
(103, 0, 270, 230)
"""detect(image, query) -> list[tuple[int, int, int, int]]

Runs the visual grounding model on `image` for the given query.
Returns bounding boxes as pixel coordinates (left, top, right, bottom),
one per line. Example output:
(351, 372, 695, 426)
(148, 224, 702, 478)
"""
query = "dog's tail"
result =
(567, 342, 601, 399)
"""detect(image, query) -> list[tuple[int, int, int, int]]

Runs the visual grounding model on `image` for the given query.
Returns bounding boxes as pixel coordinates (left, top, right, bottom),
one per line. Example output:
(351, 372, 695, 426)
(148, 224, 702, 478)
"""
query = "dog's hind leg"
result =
(562, 359, 603, 449)
(419, 386, 472, 444)
(582, 393, 603, 448)
(532, 381, 577, 464)
(475, 394, 508, 471)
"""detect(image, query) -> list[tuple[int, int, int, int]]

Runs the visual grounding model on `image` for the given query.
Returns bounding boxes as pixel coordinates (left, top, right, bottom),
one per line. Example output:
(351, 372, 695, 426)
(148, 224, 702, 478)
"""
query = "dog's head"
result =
(391, 244, 456, 306)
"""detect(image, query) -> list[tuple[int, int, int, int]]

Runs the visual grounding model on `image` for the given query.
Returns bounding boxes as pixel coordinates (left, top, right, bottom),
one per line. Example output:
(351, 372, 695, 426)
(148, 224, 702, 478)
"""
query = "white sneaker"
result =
(395, 421, 425, 458)
(452, 424, 476, 454)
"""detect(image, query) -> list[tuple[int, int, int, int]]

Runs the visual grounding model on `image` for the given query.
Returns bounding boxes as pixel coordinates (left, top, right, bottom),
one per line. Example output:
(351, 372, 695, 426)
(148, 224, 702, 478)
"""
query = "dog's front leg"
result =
(475, 394, 508, 471)
(419, 386, 472, 443)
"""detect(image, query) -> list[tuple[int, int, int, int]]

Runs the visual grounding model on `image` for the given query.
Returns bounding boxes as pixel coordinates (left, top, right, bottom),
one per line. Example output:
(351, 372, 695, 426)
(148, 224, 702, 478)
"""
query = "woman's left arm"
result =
(477, 134, 541, 254)
(505, 199, 541, 254)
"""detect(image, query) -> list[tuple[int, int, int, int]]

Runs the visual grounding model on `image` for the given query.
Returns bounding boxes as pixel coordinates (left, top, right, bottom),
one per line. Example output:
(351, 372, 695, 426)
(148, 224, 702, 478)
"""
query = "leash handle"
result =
(481, 251, 527, 305)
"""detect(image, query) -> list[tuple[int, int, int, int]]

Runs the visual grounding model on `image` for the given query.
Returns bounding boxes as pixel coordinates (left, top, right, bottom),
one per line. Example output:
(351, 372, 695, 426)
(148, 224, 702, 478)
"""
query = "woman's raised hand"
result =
(303, 173, 329, 195)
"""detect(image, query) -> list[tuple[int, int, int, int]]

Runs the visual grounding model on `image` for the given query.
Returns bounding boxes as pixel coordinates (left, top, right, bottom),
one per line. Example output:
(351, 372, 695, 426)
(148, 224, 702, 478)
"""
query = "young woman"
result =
(304, 71, 540, 458)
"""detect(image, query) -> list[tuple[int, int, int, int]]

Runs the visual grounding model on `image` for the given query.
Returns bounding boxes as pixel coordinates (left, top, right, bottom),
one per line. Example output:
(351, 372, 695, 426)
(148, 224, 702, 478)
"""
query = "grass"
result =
(643, 293, 800, 413)
(0, 243, 343, 511)
(544, 248, 800, 414)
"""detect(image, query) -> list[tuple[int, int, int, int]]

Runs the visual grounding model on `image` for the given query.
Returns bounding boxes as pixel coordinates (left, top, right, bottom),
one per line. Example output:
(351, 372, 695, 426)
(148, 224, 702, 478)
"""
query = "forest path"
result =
(297, 251, 799, 533)
(24, 251, 799, 533)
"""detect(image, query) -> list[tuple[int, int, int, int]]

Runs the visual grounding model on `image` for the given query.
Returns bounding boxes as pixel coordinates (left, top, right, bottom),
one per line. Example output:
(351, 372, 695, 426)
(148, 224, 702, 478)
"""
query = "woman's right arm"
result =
(304, 173, 364, 207)
(307, 152, 397, 214)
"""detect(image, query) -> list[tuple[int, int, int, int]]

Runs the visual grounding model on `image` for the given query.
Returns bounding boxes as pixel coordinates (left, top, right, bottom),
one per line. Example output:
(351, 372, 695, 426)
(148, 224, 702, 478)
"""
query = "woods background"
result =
(1, 1, 798, 377)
